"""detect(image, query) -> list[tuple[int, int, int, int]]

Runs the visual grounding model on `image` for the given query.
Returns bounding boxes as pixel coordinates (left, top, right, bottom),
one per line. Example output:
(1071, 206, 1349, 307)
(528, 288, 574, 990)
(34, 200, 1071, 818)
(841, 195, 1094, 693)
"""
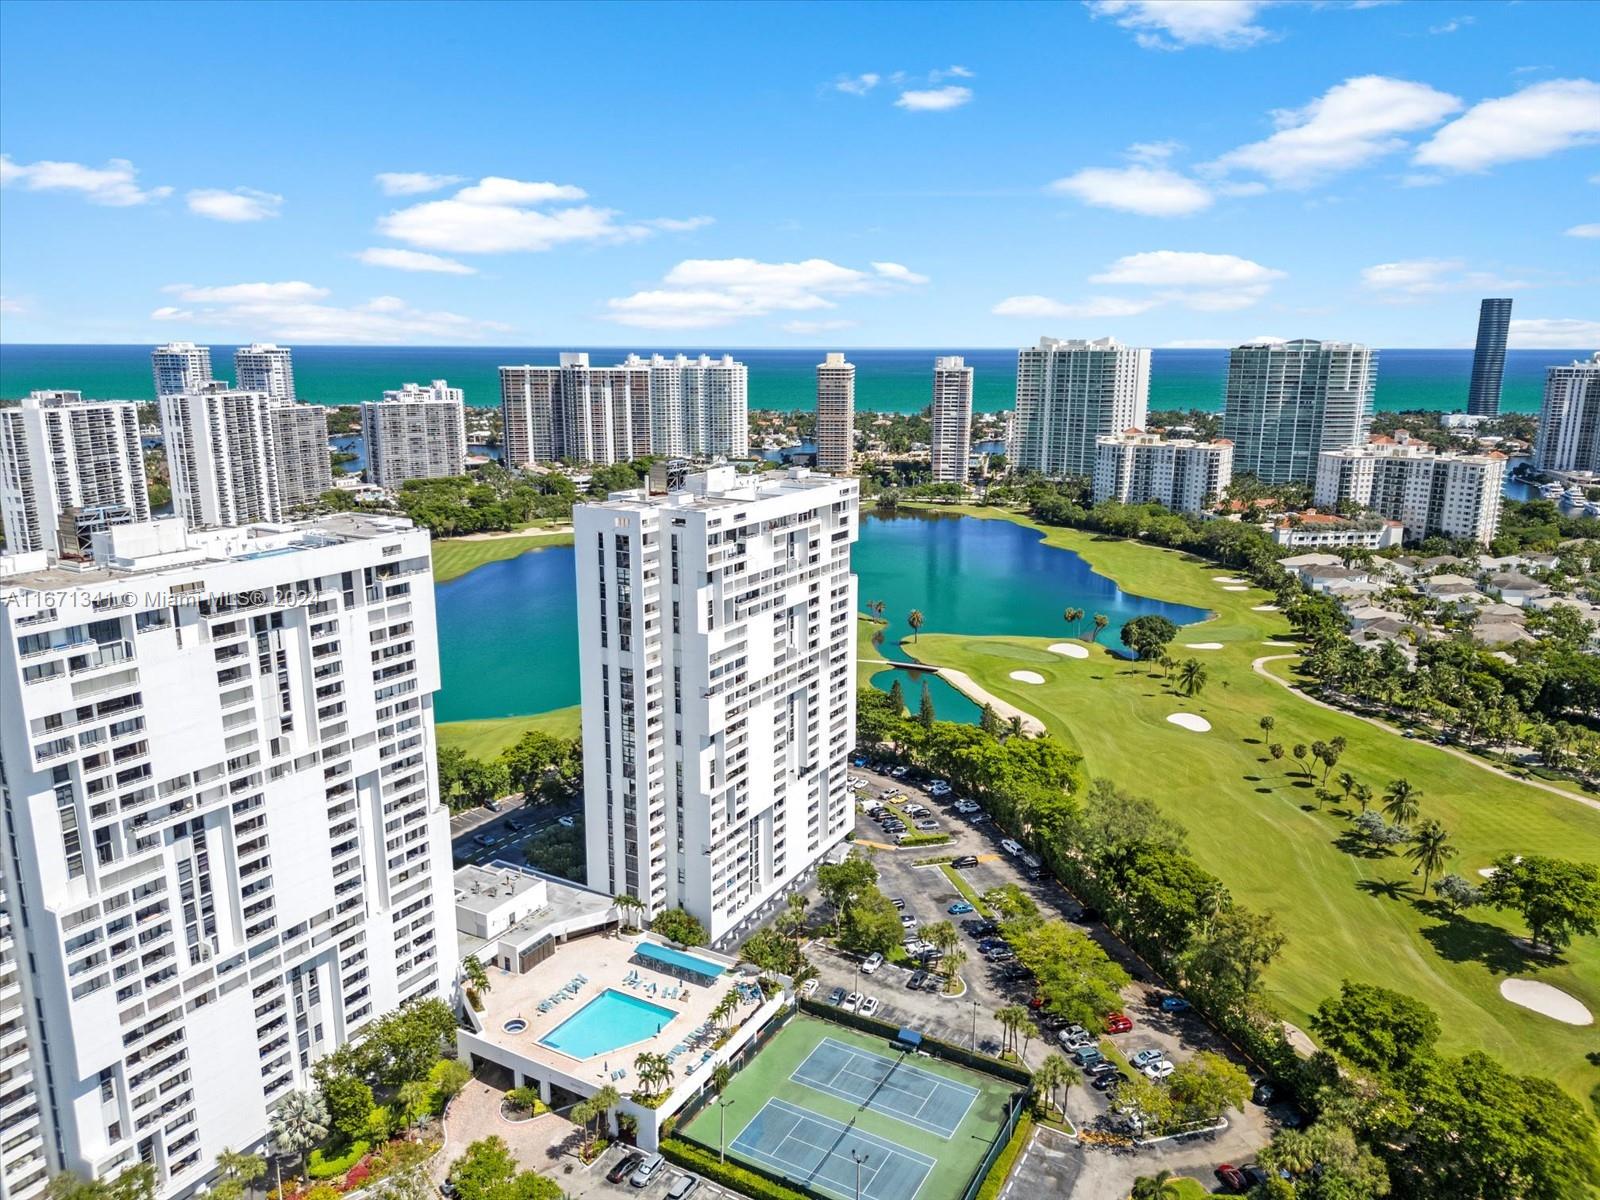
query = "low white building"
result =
(1270, 512, 1404, 550)
(1092, 431, 1233, 514)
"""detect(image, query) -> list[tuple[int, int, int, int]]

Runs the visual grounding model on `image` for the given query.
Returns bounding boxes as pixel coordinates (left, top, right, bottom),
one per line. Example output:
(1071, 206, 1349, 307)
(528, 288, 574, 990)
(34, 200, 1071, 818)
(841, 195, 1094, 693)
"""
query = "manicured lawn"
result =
(435, 707, 581, 759)
(940, 864, 994, 917)
(431, 529, 574, 584)
(902, 508, 1600, 1102)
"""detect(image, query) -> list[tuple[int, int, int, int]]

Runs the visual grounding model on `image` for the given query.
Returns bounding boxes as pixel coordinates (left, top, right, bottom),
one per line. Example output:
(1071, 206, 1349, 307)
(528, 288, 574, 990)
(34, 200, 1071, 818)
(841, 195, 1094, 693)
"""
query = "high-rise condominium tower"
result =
(0, 514, 452, 1200)
(1533, 352, 1600, 474)
(1092, 432, 1233, 515)
(1008, 337, 1149, 478)
(159, 385, 331, 527)
(1221, 339, 1375, 485)
(362, 381, 468, 487)
(814, 353, 855, 475)
(0, 391, 151, 555)
(233, 344, 297, 403)
(1467, 299, 1513, 417)
(499, 353, 748, 468)
(150, 343, 214, 398)
(1315, 440, 1505, 545)
(575, 466, 859, 943)
(930, 356, 974, 484)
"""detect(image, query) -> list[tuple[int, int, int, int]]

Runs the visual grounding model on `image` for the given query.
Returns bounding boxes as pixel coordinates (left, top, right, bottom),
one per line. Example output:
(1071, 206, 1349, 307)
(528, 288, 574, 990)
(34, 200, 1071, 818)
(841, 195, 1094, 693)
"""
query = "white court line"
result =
(792, 1040, 979, 1134)
(734, 1099, 933, 1200)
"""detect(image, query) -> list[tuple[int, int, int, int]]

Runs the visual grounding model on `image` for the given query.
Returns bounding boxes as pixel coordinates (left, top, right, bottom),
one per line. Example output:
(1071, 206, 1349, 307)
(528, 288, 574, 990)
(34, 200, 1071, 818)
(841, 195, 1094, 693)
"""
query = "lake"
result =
(434, 510, 1207, 725)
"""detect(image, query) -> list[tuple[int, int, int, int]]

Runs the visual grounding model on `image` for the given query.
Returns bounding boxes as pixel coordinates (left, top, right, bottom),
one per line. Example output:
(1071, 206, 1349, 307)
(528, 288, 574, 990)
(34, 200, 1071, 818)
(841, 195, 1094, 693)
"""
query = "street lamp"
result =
(718, 1097, 735, 1164)
(971, 1000, 979, 1051)
(852, 1150, 870, 1200)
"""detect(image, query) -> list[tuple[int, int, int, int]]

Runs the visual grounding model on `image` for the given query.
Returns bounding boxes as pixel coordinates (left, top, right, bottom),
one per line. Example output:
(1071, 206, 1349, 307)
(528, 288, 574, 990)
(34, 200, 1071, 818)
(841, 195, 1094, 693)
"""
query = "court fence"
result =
(665, 999, 797, 1138)
(659, 1136, 810, 1200)
(796, 997, 1034, 1087)
(963, 1098, 1032, 1200)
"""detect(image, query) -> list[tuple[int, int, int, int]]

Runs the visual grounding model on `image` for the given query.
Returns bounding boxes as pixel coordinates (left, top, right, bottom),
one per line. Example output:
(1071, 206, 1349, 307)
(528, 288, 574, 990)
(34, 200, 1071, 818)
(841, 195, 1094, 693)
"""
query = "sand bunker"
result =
(1222, 585, 1250, 592)
(1166, 713, 1212, 732)
(1047, 642, 1090, 659)
(1009, 670, 1045, 685)
(1184, 642, 1224, 650)
(1213, 576, 1246, 584)
(1264, 640, 1296, 648)
(1252, 604, 1279, 612)
(1500, 979, 1593, 1025)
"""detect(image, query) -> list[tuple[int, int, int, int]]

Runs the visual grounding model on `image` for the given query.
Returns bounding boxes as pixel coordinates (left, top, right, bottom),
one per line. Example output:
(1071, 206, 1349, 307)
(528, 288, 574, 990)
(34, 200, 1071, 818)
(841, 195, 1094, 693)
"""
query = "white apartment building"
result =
(1092, 432, 1233, 515)
(361, 382, 468, 487)
(1, 392, 151, 556)
(0, 514, 452, 1200)
(150, 346, 214, 400)
(1221, 339, 1375, 485)
(1009, 337, 1149, 478)
(159, 387, 330, 529)
(232, 346, 296, 404)
(642, 354, 749, 461)
(1313, 441, 1506, 545)
(813, 354, 855, 475)
(499, 355, 652, 468)
(574, 467, 858, 944)
(1533, 352, 1600, 475)
(930, 357, 974, 485)
(1270, 514, 1405, 550)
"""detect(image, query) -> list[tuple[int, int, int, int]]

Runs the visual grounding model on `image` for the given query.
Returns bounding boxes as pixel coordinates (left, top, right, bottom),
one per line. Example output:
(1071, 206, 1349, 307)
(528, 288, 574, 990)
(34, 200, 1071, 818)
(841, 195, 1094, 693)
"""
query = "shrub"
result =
(660, 1139, 810, 1200)
(974, 1114, 1034, 1200)
(343, 1163, 371, 1190)
(307, 1142, 369, 1180)
(897, 833, 952, 847)
(505, 1086, 548, 1115)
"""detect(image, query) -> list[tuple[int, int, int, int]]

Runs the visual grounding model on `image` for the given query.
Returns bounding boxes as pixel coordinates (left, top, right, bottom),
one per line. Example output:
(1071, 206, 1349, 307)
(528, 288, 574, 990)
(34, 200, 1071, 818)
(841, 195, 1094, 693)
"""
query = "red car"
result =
(1028, 994, 1045, 1010)
(1215, 1164, 1247, 1192)
(1105, 1013, 1133, 1033)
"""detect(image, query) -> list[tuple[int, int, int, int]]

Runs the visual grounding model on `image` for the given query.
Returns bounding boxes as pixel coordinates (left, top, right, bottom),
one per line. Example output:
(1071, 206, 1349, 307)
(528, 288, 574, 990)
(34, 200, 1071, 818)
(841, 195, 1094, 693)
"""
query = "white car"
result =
(844, 991, 864, 1010)
(859, 996, 881, 1017)
(1000, 838, 1023, 856)
(1141, 1059, 1175, 1081)
(557, 814, 576, 828)
(800, 979, 819, 998)
(862, 952, 884, 974)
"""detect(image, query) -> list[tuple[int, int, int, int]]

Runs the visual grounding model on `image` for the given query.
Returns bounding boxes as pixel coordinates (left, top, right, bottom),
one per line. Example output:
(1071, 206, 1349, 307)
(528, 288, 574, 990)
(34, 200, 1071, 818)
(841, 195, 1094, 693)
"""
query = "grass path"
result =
(896, 507, 1600, 1101)
(435, 707, 580, 758)
(431, 530, 574, 584)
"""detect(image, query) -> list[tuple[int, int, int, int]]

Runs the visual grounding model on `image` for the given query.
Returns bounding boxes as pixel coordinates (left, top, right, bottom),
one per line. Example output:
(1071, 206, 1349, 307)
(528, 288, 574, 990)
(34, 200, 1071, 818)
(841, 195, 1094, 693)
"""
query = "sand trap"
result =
(1500, 979, 1593, 1025)
(1009, 670, 1045, 685)
(1264, 640, 1296, 648)
(1184, 642, 1224, 650)
(1478, 855, 1520, 879)
(1167, 713, 1212, 732)
(1222, 585, 1250, 592)
(1252, 604, 1280, 612)
(1213, 576, 1246, 584)
(1047, 642, 1090, 659)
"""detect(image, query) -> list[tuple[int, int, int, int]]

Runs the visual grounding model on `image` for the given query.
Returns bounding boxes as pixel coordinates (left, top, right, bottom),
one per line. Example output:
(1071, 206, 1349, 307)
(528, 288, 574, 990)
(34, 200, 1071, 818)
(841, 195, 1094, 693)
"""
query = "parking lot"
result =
(449, 793, 582, 869)
(567, 1145, 733, 1200)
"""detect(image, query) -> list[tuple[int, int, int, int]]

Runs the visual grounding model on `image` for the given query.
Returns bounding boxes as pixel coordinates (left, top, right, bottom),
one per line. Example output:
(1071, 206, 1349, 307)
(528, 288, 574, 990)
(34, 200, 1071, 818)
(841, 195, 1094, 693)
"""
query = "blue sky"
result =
(1, 0, 1596, 348)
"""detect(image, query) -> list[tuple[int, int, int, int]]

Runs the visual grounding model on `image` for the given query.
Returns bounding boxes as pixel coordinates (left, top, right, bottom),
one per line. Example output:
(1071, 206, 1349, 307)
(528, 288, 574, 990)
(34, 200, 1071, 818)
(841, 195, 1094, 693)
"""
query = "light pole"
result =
(718, 1097, 735, 1164)
(852, 1150, 870, 1200)
(971, 1000, 979, 1051)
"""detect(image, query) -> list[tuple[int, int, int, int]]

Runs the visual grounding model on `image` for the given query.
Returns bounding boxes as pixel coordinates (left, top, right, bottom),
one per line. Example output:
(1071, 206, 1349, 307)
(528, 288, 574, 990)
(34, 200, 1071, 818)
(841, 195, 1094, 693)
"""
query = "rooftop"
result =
(583, 465, 854, 514)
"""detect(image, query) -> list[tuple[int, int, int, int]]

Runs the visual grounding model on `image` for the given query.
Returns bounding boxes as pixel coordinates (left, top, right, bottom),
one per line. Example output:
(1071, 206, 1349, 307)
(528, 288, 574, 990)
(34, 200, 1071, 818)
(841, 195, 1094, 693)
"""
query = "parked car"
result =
(1252, 1079, 1278, 1106)
(954, 799, 979, 814)
(997, 964, 1034, 984)
(1129, 1048, 1165, 1069)
(951, 855, 979, 869)
(1158, 995, 1192, 1014)
(919, 947, 944, 963)
(1105, 1013, 1133, 1034)
(1140, 1060, 1175, 1081)
(1085, 1060, 1120, 1078)
(889, 896, 906, 910)
(1215, 1165, 1248, 1193)
(1071, 1046, 1104, 1068)
(1058, 1028, 1091, 1050)
(1092, 1069, 1130, 1092)
(800, 979, 819, 998)
(862, 952, 884, 974)
(977, 937, 1007, 953)
(629, 1154, 664, 1188)
(607, 1153, 644, 1184)
(859, 996, 880, 1017)
(890, 766, 910, 777)
(1000, 838, 1023, 856)
(906, 804, 929, 818)
(1069, 907, 1101, 925)
(947, 901, 974, 915)
(962, 919, 997, 937)
(828, 986, 846, 1005)
(914, 819, 940, 832)
(484, 798, 501, 812)
(844, 991, 863, 1010)
(907, 970, 927, 990)
(557, 814, 576, 828)
(900, 915, 919, 930)
(666, 1173, 699, 1200)
(1241, 1166, 1274, 1188)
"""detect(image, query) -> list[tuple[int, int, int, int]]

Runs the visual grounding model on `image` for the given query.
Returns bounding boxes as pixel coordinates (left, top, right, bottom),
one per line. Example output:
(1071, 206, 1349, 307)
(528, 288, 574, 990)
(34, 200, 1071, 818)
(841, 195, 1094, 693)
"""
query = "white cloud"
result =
(895, 86, 972, 112)
(604, 257, 928, 329)
(1209, 76, 1462, 187)
(992, 295, 1160, 319)
(1360, 258, 1529, 300)
(1089, 250, 1284, 288)
(1507, 317, 1600, 348)
(996, 250, 1284, 321)
(375, 172, 465, 196)
(452, 177, 588, 205)
(0, 153, 171, 206)
(1086, 0, 1274, 50)
(357, 247, 477, 275)
(1414, 79, 1600, 172)
(835, 73, 881, 95)
(781, 319, 859, 334)
(635, 216, 715, 233)
(1050, 164, 1213, 216)
(1566, 223, 1600, 238)
(1428, 15, 1473, 34)
(929, 64, 975, 82)
(0, 295, 29, 316)
(158, 280, 506, 343)
(186, 187, 283, 222)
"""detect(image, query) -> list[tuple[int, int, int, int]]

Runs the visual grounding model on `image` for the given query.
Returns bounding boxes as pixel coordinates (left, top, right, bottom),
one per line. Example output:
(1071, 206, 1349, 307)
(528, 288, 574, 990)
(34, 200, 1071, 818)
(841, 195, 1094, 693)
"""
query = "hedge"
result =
(974, 1114, 1034, 1200)
(661, 1138, 810, 1200)
(897, 833, 952, 847)
(307, 1142, 369, 1180)
(797, 998, 1032, 1087)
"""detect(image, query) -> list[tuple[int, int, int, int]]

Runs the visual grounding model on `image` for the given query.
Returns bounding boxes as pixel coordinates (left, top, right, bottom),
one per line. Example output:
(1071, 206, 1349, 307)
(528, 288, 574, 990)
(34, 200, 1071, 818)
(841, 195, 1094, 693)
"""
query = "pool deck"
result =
(475, 932, 756, 1084)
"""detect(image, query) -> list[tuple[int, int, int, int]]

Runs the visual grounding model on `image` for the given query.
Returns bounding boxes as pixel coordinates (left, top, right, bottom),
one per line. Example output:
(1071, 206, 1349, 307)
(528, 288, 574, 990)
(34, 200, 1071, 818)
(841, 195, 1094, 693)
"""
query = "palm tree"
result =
(1158, 651, 1174, 680)
(268, 1089, 328, 1178)
(1178, 658, 1208, 697)
(1007, 715, 1024, 739)
(907, 609, 924, 644)
(1383, 778, 1420, 828)
(462, 954, 491, 996)
(996, 1004, 1031, 1059)
(1352, 781, 1374, 814)
(1291, 743, 1309, 778)
(925, 919, 959, 959)
(613, 892, 646, 931)
(586, 1084, 620, 1151)
(869, 600, 886, 620)
(1063, 606, 1084, 637)
(1310, 740, 1329, 781)
(1131, 1172, 1185, 1200)
(1034, 1053, 1080, 1119)
(1336, 771, 1356, 803)
(1268, 742, 1284, 764)
(1258, 715, 1275, 740)
(940, 947, 966, 994)
(1090, 613, 1109, 643)
(1405, 819, 1456, 895)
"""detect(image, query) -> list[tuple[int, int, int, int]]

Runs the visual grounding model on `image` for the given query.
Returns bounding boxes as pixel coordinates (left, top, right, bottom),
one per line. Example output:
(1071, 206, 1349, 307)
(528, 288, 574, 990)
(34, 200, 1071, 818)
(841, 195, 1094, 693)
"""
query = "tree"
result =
(1269, 742, 1285, 764)
(1404, 819, 1456, 895)
(1178, 658, 1208, 697)
(1292, 742, 1310, 778)
(47, 1168, 156, 1200)
(1063, 606, 1084, 637)
(209, 1151, 266, 1200)
(1351, 781, 1374, 815)
(1008, 921, 1130, 1028)
(995, 1003, 1031, 1058)
(269, 1089, 329, 1176)
(1180, 907, 1284, 1013)
(1259, 1124, 1389, 1199)
(939, 946, 966, 993)
(1120, 615, 1178, 662)
(1258, 715, 1276, 740)
(499, 730, 579, 803)
(448, 1137, 563, 1200)
(430, 1057, 472, 1104)
(817, 856, 878, 914)
(1482, 853, 1600, 953)
(1130, 1171, 1185, 1199)
(838, 887, 903, 957)
(463, 954, 490, 1001)
(1382, 778, 1419, 828)
(924, 919, 959, 960)
(1336, 770, 1357, 803)
(907, 609, 924, 643)
(888, 677, 906, 713)
(918, 679, 936, 727)
(319, 1071, 376, 1143)
(1311, 981, 1440, 1073)
(651, 907, 708, 947)
(1166, 1051, 1251, 1126)
(1034, 1053, 1080, 1118)
(613, 892, 646, 930)
(1433, 872, 1482, 915)
(1090, 613, 1109, 643)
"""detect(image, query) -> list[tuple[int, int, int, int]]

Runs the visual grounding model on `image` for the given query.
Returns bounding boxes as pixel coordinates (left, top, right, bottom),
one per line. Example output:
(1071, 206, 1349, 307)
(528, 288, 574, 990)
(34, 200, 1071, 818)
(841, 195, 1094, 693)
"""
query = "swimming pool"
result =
(538, 989, 677, 1058)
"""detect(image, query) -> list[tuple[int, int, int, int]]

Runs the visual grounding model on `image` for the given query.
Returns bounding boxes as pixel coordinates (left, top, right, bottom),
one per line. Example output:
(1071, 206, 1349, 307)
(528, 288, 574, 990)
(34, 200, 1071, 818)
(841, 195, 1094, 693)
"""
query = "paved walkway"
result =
(1250, 654, 1600, 815)
(443, 1078, 586, 1176)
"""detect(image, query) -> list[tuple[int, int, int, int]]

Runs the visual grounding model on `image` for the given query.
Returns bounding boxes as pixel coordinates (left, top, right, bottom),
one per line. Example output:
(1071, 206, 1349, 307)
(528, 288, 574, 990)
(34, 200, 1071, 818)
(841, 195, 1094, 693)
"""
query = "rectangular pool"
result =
(538, 989, 677, 1059)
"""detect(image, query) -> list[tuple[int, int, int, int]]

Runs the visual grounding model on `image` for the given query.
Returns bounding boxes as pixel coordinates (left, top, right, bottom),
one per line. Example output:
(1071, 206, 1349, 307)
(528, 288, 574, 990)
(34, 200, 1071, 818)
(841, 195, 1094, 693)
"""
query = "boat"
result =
(1585, 500, 1600, 517)
(1539, 482, 1564, 499)
(1565, 485, 1587, 504)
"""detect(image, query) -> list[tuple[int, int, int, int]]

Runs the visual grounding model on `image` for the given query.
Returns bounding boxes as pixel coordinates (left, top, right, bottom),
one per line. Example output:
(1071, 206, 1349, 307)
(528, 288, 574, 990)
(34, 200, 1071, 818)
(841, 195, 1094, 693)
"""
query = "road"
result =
(449, 793, 583, 868)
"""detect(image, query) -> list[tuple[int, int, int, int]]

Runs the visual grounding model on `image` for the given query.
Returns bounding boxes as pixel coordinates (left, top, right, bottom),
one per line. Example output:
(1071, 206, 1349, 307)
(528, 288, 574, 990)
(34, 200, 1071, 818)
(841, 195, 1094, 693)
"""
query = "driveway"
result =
(449, 795, 582, 868)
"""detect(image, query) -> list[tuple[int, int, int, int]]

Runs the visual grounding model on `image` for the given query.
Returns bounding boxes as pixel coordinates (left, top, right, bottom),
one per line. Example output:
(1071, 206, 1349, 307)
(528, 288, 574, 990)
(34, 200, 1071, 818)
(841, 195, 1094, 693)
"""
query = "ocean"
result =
(0, 343, 1573, 414)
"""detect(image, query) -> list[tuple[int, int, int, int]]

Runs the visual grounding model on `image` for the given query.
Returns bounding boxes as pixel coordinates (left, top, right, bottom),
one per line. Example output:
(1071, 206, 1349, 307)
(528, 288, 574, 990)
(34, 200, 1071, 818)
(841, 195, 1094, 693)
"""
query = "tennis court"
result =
(730, 1098, 935, 1200)
(790, 1037, 978, 1137)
